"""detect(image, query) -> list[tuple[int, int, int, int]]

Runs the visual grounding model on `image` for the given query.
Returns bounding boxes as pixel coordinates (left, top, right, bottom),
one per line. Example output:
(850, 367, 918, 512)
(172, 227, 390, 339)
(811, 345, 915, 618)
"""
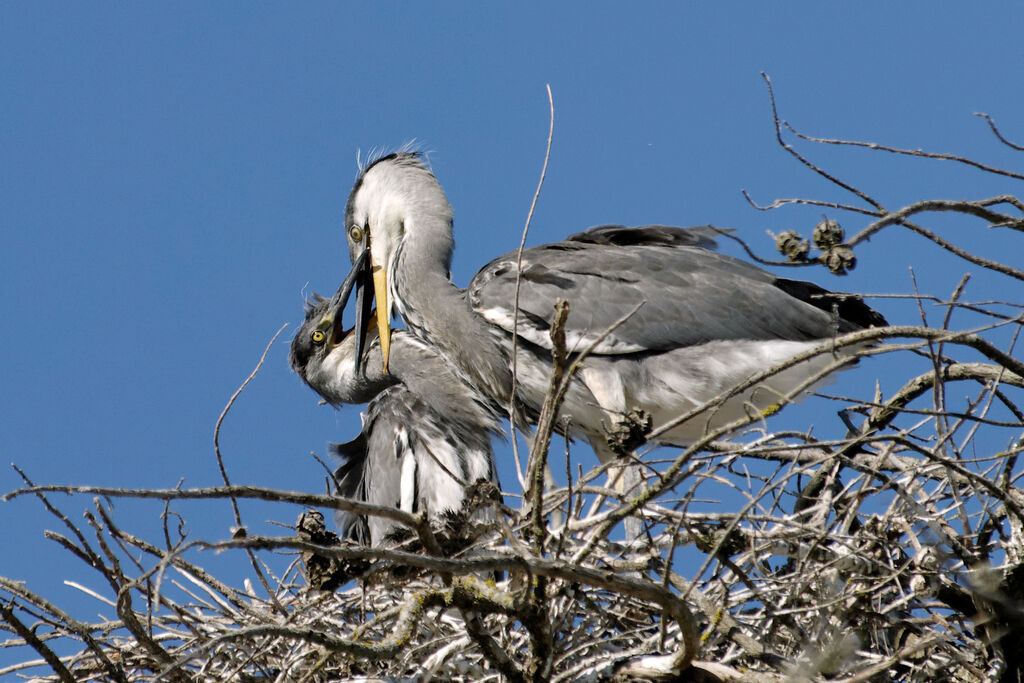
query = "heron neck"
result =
(394, 217, 513, 408)
(393, 213, 458, 335)
(386, 333, 502, 436)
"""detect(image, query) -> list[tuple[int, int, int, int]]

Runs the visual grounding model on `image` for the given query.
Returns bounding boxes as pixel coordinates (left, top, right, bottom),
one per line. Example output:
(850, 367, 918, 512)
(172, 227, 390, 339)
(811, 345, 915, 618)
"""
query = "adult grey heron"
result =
(343, 152, 886, 465)
(290, 281, 501, 545)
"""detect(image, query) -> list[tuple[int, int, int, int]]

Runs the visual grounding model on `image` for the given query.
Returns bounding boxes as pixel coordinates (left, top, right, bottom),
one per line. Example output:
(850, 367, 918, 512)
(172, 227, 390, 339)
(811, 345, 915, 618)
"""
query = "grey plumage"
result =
(290, 295, 501, 545)
(343, 152, 887, 462)
(470, 226, 881, 353)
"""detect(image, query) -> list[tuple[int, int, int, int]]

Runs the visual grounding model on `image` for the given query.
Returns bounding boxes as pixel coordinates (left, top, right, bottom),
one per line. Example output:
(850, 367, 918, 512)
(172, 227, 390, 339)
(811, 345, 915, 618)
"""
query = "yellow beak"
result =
(371, 261, 391, 371)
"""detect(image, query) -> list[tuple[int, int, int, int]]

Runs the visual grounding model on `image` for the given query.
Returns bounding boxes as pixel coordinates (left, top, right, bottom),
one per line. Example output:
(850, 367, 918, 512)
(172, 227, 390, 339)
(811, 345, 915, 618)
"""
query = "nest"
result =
(5, 92, 1024, 682)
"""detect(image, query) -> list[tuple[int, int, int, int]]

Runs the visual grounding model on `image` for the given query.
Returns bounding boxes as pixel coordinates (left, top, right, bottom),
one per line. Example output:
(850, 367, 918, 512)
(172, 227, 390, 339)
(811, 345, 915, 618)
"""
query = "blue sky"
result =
(2, 3, 1023, 668)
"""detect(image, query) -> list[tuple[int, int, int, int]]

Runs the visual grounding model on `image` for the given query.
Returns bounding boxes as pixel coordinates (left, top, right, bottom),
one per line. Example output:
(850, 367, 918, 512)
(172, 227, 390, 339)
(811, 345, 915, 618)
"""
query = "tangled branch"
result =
(4, 85, 1024, 681)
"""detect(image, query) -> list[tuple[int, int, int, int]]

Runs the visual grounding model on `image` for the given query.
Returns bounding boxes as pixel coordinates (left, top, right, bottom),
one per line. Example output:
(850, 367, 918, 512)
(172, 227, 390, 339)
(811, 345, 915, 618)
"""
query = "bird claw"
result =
(462, 478, 504, 513)
(605, 409, 653, 456)
(296, 509, 368, 591)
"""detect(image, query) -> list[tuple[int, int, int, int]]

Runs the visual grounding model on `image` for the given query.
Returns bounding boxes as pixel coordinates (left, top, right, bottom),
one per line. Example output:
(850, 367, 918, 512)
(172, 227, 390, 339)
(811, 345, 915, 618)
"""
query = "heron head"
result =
(290, 257, 367, 385)
(289, 285, 382, 405)
(289, 294, 345, 390)
(343, 152, 454, 372)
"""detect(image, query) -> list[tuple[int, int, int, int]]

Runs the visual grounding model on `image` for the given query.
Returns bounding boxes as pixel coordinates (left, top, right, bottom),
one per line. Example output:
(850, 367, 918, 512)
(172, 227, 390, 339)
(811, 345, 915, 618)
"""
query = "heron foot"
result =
(605, 408, 653, 457)
(462, 478, 504, 513)
(296, 509, 369, 591)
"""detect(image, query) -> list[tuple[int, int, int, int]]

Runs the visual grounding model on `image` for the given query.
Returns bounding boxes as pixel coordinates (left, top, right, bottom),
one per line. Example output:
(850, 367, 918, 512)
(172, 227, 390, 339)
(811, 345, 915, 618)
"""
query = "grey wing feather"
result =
(328, 339, 505, 544)
(330, 393, 409, 543)
(389, 333, 504, 439)
(330, 432, 370, 544)
(468, 225, 881, 354)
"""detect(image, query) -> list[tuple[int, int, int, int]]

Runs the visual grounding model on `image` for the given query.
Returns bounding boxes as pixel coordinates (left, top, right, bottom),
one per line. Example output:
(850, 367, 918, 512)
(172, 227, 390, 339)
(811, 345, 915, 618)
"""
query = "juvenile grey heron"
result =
(343, 152, 886, 465)
(290, 284, 501, 545)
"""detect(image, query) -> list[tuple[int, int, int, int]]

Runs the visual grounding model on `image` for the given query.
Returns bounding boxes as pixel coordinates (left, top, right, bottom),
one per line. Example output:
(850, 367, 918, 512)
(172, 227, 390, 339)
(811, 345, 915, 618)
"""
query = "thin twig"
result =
(212, 323, 288, 614)
(975, 112, 1024, 151)
(510, 84, 555, 490)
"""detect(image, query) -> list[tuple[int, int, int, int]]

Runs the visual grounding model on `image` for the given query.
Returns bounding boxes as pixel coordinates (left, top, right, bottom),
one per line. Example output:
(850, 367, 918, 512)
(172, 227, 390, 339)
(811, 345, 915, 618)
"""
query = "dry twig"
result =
(4, 85, 1024, 682)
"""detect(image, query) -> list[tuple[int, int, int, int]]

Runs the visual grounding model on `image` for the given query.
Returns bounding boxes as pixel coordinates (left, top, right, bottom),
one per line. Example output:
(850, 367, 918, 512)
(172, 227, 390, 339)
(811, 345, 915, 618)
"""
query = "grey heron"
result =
(290, 283, 502, 545)
(342, 152, 887, 467)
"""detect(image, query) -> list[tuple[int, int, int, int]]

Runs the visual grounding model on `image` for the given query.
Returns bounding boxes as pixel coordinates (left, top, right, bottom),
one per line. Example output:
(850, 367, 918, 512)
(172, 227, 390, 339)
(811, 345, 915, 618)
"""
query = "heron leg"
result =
(544, 464, 565, 529)
(578, 368, 649, 541)
(586, 439, 646, 542)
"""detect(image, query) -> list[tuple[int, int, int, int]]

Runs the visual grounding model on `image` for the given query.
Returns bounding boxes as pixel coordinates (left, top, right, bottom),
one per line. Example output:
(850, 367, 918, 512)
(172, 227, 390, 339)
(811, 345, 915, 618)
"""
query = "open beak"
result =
(353, 251, 373, 370)
(333, 238, 391, 373)
(325, 249, 369, 369)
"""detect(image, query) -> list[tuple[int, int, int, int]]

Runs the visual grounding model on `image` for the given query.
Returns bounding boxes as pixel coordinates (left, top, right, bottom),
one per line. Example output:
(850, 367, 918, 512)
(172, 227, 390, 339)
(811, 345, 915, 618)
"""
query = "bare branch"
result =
(976, 112, 1024, 151)
(6, 90, 1024, 682)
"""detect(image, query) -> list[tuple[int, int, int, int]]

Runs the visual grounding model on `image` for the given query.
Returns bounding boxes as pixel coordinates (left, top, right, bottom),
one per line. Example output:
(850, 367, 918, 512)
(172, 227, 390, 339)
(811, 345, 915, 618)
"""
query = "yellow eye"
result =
(311, 330, 325, 344)
(349, 225, 363, 241)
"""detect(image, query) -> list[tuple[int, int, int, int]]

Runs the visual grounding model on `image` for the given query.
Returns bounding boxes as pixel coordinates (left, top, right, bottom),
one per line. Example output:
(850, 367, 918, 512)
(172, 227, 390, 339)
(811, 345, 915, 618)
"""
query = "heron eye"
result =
(311, 330, 325, 344)
(349, 225, 363, 242)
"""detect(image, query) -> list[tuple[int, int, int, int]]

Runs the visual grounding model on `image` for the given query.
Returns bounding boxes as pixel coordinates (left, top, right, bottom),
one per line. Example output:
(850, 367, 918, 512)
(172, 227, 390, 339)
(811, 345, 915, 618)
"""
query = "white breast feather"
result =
(398, 429, 416, 514)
